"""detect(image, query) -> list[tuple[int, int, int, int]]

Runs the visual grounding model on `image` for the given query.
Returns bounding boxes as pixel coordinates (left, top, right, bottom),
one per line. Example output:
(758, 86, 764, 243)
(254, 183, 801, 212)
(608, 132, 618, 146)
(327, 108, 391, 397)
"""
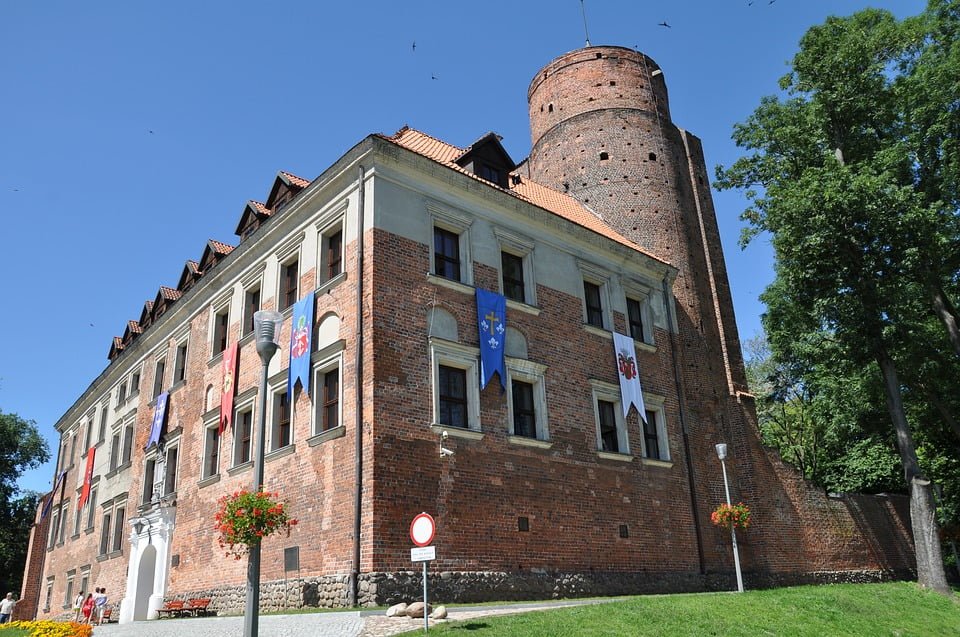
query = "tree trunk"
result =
(929, 282, 960, 359)
(876, 350, 952, 594)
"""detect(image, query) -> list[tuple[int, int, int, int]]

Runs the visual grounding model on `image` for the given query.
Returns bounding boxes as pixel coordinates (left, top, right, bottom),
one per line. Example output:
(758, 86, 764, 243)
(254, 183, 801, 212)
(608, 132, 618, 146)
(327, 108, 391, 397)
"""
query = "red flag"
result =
(78, 447, 95, 510)
(220, 341, 239, 433)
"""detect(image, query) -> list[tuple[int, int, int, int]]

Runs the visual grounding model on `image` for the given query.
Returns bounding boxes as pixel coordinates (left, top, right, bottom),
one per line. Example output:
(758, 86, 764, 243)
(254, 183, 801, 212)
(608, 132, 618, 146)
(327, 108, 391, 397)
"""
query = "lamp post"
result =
(715, 443, 744, 593)
(244, 311, 283, 637)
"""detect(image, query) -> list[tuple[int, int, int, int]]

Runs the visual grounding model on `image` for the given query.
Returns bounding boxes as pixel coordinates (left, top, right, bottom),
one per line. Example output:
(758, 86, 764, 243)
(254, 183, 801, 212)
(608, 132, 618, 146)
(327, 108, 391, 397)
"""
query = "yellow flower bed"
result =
(0, 620, 93, 637)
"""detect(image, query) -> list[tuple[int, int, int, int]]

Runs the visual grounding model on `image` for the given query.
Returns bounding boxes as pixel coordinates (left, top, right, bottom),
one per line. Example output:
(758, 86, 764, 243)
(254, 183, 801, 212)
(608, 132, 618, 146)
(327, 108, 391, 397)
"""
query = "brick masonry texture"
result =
(22, 44, 918, 620)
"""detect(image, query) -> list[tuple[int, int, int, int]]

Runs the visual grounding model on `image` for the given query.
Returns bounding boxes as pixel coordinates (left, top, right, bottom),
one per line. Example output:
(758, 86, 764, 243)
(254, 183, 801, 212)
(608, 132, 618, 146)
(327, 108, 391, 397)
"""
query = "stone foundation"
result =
(167, 567, 917, 614)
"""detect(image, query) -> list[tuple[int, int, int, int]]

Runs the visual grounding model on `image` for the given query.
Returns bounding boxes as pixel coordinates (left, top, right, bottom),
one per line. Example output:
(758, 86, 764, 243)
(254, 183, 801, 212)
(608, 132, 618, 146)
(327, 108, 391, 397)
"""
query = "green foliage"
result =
(0, 409, 49, 596)
(417, 583, 960, 636)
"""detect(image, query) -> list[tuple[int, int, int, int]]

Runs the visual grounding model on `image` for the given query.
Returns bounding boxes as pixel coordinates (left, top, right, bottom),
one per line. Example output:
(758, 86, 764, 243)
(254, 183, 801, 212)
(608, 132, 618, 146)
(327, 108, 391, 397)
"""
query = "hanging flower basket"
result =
(215, 490, 298, 559)
(711, 502, 751, 530)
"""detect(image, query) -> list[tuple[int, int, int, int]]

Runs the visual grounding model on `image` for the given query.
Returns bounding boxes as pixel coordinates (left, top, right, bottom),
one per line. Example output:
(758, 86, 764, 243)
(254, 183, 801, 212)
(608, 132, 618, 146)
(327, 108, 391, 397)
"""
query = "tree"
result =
(0, 409, 49, 596)
(716, 3, 960, 593)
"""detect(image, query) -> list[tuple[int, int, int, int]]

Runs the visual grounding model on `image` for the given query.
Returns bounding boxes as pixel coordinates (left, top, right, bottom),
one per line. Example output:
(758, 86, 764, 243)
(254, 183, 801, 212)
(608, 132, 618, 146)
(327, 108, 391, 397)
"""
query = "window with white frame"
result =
(318, 219, 345, 285)
(270, 387, 292, 451)
(85, 487, 97, 531)
(202, 422, 221, 480)
(97, 403, 109, 444)
(111, 503, 125, 553)
(495, 228, 537, 306)
(130, 368, 141, 397)
(243, 285, 260, 337)
(173, 339, 188, 385)
(162, 445, 178, 497)
(623, 280, 655, 346)
(640, 394, 670, 461)
(278, 257, 299, 312)
(73, 494, 83, 537)
(312, 359, 341, 435)
(578, 262, 612, 330)
(212, 306, 230, 356)
(83, 415, 93, 449)
(121, 421, 134, 467)
(505, 358, 549, 440)
(48, 506, 60, 549)
(153, 357, 166, 398)
(428, 203, 473, 286)
(63, 572, 75, 608)
(141, 455, 156, 506)
(590, 380, 629, 455)
(108, 428, 121, 472)
(98, 509, 111, 555)
(234, 407, 253, 466)
(430, 338, 481, 431)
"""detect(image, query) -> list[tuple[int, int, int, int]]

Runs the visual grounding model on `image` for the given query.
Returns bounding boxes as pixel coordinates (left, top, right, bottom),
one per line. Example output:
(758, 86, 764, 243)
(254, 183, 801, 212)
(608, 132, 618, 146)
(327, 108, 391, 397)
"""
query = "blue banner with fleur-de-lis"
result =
(476, 288, 506, 391)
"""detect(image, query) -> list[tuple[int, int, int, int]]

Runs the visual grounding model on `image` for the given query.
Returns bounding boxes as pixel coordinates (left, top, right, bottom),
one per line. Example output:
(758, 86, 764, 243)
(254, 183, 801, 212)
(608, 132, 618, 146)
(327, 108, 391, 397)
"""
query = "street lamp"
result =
(715, 443, 744, 593)
(244, 310, 283, 637)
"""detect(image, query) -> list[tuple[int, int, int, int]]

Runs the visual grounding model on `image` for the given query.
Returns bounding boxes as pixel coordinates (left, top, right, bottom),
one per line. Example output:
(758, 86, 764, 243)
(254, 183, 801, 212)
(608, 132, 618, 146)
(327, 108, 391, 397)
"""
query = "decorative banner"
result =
(288, 291, 315, 398)
(612, 332, 647, 421)
(145, 392, 169, 450)
(77, 447, 96, 511)
(40, 471, 67, 522)
(220, 341, 239, 434)
(476, 288, 507, 391)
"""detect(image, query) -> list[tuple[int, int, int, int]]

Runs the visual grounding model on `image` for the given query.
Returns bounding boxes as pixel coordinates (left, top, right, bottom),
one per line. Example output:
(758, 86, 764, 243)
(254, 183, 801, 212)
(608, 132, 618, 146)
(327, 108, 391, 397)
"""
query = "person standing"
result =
(73, 592, 84, 623)
(81, 593, 94, 624)
(94, 587, 108, 625)
(0, 593, 16, 623)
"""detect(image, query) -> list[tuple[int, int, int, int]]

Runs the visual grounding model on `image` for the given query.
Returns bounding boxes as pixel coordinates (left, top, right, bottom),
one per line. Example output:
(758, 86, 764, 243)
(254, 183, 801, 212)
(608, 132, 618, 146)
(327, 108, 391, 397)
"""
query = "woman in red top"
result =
(81, 593, 95, 624)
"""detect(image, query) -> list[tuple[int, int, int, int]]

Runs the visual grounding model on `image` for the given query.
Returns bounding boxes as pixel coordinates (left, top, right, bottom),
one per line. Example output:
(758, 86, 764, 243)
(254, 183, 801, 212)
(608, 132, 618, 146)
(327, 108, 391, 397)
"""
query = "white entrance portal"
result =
(119, 505, 176, 623)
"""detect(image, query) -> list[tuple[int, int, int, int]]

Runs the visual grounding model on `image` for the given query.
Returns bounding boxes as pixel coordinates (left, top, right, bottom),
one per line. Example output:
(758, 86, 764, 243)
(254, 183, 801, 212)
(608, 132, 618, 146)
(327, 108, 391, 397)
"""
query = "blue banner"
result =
(289, 291, 315, 397)
(39, 471, 67, 522)
(476, 288, 506, 391)
(145, 391, 168, 450)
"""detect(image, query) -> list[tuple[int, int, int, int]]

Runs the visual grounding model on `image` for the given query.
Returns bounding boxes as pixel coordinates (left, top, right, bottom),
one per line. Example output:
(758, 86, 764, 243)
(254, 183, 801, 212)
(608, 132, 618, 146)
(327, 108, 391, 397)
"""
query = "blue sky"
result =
(1, 0, 925, 495)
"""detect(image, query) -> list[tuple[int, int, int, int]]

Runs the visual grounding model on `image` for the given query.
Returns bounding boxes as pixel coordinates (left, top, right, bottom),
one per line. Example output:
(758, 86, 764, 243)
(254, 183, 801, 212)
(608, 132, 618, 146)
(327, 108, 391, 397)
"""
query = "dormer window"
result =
(478, 164, 501, 185)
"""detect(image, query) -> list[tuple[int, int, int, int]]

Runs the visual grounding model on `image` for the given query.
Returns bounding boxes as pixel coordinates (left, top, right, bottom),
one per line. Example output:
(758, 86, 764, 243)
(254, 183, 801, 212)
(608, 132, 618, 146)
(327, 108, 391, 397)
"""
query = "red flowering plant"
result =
(711, 502, 751, 530)
(215, 489, 298, 559)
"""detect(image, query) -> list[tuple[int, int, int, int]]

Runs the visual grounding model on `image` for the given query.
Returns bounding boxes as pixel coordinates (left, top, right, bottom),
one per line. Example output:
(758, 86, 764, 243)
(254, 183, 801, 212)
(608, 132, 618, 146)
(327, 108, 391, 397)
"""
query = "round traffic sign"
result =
(410, 512, 436, 547)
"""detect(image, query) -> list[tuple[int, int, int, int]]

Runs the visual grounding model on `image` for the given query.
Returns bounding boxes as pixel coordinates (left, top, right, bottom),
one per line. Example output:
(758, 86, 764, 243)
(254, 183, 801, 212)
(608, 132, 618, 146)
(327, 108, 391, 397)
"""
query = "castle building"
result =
(20, 46, 914, 622)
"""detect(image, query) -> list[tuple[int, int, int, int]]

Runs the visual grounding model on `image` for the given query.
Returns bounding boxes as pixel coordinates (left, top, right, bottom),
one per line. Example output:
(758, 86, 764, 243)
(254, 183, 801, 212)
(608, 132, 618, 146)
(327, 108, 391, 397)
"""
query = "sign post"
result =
(410, 513, 436, 633)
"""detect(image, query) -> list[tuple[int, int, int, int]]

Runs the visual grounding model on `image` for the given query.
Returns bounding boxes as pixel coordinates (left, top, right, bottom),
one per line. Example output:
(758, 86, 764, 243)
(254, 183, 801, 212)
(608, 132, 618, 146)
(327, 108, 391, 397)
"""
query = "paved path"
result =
(89, 598, 618, 636)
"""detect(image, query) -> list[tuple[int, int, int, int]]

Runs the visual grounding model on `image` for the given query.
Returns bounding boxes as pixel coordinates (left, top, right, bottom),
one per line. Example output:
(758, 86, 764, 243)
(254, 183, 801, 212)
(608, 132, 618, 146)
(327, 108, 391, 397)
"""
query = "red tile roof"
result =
(127, 320, 142, 334)
(185, 260, 201, 275)
(279, 171, 310, 188)
(249, 200, 271, 216)
(208, 240, 235, 255)
(112, 336, 124, 350)
(158, 286, 182, 301)
(381, 127, 664, 262)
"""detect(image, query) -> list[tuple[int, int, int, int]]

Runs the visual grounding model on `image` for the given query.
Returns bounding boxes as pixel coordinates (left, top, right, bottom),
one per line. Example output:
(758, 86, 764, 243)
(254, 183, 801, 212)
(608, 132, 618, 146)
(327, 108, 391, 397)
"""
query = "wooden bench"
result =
(186, 598, 212, 617)
(156, 600, 186, 618)
(99, 608, 114, 623)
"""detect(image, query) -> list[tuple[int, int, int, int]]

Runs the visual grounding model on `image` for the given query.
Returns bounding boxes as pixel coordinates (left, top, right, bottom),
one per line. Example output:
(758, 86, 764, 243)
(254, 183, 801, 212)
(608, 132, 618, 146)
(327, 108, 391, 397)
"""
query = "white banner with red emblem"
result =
(613, 332, 647, 422)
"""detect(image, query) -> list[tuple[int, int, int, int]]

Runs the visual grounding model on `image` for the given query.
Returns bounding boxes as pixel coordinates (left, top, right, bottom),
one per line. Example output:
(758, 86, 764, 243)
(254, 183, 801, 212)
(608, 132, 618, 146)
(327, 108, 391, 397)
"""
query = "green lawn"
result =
(407, 582, 960, 636)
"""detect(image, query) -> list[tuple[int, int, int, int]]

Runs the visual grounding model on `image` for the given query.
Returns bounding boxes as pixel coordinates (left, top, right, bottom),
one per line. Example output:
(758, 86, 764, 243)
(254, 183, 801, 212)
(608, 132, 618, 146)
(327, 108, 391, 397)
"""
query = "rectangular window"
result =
(643, 410, 660, 460)
(511, 380, 536, 438)
(325, 229, 343, 281)
(244, 287, 260, 337)
(234, 410, 253, 465)
(59, 503, 69, 543)
(501, 252, 525, 303)
(85, 488, 97, 530)
(174, 342, 188, 384)
(111, 507, 125, 552)
(153, 359, 165, 398)
(271, 390, 291, 450)
(598, 400, 619, 453)
(438, 365, 467, 428)
(121, 424, 134, 466)
(163, 447, 178, 496)
(118, 383, 127, 405)
(142, 458, 156, 506)
(213, 309, 229, 355)
(70, 434, 77, 466)
(584, 281, 604, 328)
(64, 576, 74, 609)
(203, 426, 220, 479)
(109, 431, 120, 471)
(73, 501, 83, 537)
(98, 406, 108, 444)
(433, 227, 461, 282)
(48, 508, 60, 549)
(280, 259, 299, 311)
(44, 579, 53, 612)
(130, 369, 141, 396)
(315, 368, 340, 433)
(627, 298, 645, 342)
(99, 512, 111, 555)
(83, 418, 93, 449)
(79, 574, 89, 601)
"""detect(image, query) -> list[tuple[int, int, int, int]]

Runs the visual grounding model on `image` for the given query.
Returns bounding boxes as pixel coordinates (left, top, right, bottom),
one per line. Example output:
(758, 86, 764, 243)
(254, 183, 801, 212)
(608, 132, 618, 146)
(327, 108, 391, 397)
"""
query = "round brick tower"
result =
(528, 46, 761, 575)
